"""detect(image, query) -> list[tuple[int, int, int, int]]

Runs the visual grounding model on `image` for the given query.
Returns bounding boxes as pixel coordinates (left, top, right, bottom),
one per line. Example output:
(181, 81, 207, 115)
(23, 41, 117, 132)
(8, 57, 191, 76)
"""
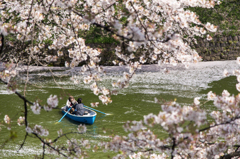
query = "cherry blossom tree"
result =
(0, 0, 218, 103)
(3, 0, 240, 159)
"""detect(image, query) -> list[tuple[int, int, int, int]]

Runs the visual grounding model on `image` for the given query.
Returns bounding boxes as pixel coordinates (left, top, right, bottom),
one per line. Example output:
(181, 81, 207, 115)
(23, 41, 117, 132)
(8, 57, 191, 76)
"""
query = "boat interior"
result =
(64, 108, 96, 116)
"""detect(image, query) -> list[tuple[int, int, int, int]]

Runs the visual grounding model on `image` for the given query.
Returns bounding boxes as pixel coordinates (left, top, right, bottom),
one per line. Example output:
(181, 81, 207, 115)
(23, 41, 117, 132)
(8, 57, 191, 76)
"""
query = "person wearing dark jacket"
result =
(72, 98, 85, 116)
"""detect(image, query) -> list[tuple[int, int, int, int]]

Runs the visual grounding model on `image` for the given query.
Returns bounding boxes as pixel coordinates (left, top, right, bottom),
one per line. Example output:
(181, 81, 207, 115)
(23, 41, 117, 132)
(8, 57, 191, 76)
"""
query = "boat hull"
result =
(61, 108, 97, 125)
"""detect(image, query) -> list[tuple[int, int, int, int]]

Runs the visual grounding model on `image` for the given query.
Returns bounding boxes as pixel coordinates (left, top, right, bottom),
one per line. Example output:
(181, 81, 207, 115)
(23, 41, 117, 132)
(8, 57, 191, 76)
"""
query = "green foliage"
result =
(9, 131, 18, 140)
(43, 39, 53, 45)
(47, 63, 54, 67)
(85, 36, 117, 44)
(80, 26, 119, 44)
(120, 16, 128, 24)
(189, 0, 240, 36)
(229, 30, 237, 37)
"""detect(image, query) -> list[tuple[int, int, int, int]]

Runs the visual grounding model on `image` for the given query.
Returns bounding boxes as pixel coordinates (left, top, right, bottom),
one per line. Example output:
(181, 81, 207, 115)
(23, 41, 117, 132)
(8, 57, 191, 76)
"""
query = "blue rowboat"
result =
(61, 107, 97, 125)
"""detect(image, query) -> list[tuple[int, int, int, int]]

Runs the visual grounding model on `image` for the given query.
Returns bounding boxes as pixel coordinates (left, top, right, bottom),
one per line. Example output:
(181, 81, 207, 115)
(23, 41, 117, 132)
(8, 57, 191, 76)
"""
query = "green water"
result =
(0, 63, 239, 158)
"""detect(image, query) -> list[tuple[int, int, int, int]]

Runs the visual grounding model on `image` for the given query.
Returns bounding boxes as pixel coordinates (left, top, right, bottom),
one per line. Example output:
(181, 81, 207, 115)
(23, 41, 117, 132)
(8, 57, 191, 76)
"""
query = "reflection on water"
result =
(0, 61, 240, 158)
(61, 113, 106, 137)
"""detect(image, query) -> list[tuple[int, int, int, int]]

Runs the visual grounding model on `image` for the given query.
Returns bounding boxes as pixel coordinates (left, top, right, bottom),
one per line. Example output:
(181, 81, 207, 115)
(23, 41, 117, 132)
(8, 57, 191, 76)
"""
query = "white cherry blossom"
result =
(31, 101, 41, 114)
(207, 91, 216, 100)
(17, 116, 25, 126)
(236, 83, 240, 92)
(194, 97, 201, 105)
(4, 115, 10, 124)
(33, 125, 49, 136)
(47, 95, 58, 108)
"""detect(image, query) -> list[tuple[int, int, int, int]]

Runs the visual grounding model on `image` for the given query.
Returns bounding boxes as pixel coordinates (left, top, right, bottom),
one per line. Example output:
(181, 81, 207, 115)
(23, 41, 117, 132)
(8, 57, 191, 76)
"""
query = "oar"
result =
(83, 105, 106, 115)
(57, 107, 71, 123)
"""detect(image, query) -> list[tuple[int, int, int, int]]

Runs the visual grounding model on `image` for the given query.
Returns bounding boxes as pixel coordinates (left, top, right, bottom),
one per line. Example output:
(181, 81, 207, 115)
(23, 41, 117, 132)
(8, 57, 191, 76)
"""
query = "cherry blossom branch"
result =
(0, 78, 30, 151)
(235, 145, 240, 152)
(50, 131, 85, 144)
(198, 116, 240, 132)
(129, 2, 148, 40)
(0, 78, 34, 105)
(17, 132, 28, 152)
(92, 21, 173, 43)
(42, 143, 45, 158)
(71, 10, 141, 42)
(93, 2, 116, 16)
(170, 137, 176, 159)
(220, 151, 240, 159)
(32, 132, 68, 158)
(48, 69, 67, 95)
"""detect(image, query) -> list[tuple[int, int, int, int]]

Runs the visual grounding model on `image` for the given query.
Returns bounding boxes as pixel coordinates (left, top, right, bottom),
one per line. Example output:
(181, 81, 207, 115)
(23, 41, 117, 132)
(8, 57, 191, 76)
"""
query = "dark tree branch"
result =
(0, 34, 4, 55)
(24, 101, 28, 126)
(0, 79, 65, 158)
(235, 145, 240, 152)
(51, 132, 84, 144)
(220, 151, 240, 159)
(171, 137, 176, 159)
(32, 132, 68, 158)
(94, 2, 116, 16)
(129, 2, 148, 40)
(72, 10, 171, 44)
(0, 79, 45, 108)
(17, 100, 29, 152)
(17, 133, 28, 152)
(198, 116, 240, 132)
(42, 143, 45, 159)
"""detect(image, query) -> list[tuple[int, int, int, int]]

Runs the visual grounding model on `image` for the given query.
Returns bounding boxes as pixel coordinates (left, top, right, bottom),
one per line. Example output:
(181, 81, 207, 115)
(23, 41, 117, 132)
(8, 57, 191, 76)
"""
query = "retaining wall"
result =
(192, 35, 240, 61)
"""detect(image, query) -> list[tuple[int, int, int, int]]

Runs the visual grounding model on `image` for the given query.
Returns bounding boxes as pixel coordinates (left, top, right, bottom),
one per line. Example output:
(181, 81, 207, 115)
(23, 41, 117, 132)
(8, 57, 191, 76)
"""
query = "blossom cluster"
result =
(30, 95, 58, 114)
(85, 76, 112, 105)
(33, 125, 49, 136)
(105, 87, 240, 158)
(1, 0, 233, 158)
(25, 124, 49, 136)
(31, 101, 41, 114)
(90, 102, 99, 107)
(0, 62, 17, 83)
(25, 125, 49, 136)
(47, 94, 59, 108)
(17, 116, 25, 126)
(0, 0, 220, 106)
(4, 115, 10, 124)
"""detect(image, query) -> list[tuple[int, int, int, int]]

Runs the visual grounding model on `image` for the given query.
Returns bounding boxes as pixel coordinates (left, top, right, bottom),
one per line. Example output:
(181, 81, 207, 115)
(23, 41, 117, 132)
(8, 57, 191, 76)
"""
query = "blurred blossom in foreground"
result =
(31, 101, 41, 114)
(4, 115, 10, 124)
(17, 116, 25, 126)
(33, 125, 49, 136)
(47, 95, 58, 108)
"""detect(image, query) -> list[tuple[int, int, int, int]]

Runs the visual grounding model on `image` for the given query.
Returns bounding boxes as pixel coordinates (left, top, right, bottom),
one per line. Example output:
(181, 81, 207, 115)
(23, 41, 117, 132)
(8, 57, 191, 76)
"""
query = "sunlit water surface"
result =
(0, 61, 239, 158)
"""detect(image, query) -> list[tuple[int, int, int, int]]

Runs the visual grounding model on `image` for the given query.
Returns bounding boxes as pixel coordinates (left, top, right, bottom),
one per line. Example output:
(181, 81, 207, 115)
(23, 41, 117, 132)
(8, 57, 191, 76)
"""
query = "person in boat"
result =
(72, 98, 88, 116)
(62, 96, 77, 113)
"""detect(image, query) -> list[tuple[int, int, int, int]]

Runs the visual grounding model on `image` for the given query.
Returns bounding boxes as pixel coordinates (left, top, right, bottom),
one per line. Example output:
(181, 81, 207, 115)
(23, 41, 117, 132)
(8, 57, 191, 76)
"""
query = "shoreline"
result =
(0, 60, 238, 77)
(18, 60, 239, 72)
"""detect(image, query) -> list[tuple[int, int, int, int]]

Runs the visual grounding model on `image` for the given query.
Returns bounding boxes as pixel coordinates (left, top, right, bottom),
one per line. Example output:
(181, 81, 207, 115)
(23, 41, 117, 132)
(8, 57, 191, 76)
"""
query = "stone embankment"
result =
(192, 35, 240, 61)
(2, 36, 240, 67)
(86, 35, 240, 63)
(50, 35, 240, 66)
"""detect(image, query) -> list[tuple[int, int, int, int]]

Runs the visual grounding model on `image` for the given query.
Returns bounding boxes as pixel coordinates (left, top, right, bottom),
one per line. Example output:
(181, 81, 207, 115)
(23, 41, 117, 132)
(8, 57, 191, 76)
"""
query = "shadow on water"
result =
(199, 76, 238, 95)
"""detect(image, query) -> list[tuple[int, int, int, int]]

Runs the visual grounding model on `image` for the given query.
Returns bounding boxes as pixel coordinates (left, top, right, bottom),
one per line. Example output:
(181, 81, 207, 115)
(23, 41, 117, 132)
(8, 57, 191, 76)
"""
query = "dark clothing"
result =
(72, 103, 85, 116)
